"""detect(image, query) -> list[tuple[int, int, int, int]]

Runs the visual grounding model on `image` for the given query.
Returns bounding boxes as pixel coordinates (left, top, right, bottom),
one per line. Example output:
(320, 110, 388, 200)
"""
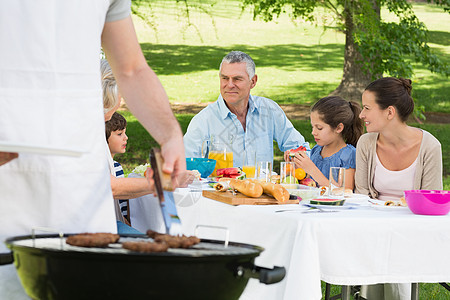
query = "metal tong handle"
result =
(32, 227, 64, 250)
(195, 225, 229, 248)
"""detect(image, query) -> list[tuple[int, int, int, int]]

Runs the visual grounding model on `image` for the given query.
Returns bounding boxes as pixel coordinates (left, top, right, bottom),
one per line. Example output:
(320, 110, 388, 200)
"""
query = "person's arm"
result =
(101, 16, 186, 186)
(110, 175, 153, 199)
(354, 136, 371, 196)
(183, 114, 206, 158)
(344, 168, 355, 190)
(420, 135, 443, 190)
(271, 102, 310, 154)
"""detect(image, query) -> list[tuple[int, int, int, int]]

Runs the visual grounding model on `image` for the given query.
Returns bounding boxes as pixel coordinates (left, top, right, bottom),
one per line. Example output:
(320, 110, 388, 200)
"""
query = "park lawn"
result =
(132, 0, 450, 112)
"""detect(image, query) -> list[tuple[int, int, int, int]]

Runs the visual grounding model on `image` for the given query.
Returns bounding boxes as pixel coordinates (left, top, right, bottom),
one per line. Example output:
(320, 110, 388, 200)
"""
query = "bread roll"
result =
(229, 179, 263, 198)
(254, 180, 289, 203)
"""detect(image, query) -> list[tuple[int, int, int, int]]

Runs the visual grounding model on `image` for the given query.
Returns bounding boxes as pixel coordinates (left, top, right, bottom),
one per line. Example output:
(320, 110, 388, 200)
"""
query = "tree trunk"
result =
(330, 0, 380, 102)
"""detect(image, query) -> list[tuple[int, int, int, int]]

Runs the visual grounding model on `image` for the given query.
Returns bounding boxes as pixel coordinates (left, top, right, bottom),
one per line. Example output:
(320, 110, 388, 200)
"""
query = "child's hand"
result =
(283, 150, 292, 162)
(292, 151, 315, 174)
(176, 171, 197, 188)
(144, 168, 156, 195)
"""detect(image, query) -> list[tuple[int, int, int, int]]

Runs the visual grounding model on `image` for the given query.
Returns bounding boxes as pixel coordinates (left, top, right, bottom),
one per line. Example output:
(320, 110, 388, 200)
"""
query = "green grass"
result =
(322, 283, 450, 300)
(132, 0, 450, 112)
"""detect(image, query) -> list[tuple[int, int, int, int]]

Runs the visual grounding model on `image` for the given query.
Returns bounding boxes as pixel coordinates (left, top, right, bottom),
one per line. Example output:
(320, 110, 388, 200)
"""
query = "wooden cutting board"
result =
(202, 190, 299, 205)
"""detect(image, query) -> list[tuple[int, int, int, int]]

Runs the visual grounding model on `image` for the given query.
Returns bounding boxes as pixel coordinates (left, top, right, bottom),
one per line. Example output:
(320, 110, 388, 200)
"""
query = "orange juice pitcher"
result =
(208, 142, 233, 177)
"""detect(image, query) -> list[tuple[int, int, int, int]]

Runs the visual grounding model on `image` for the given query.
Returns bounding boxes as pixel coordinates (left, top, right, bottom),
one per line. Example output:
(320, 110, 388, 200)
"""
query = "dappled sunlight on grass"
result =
(133, 0, 449, 112)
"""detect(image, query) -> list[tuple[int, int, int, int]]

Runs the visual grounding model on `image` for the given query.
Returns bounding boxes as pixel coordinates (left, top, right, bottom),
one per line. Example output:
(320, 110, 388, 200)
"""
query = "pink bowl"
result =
(404, 190, 450, 215)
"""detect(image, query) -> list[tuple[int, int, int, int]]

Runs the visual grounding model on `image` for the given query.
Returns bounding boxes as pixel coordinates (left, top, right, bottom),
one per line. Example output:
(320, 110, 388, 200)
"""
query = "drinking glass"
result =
(280, 162, 296, 184)
(256, 161, 272, 182)
(242, 150, 256, 179)
(189, 179, 203, 203)
(329, 167, 345, 198)
(201, 139, 210, 158)
(208, 142, 233, 177)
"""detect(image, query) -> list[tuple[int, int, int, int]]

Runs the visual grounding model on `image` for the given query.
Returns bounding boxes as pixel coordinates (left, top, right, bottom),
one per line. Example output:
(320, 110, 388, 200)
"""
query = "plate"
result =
(0, 141, 84, 157)
(344, 193, 371, 205)
(302, 202, 360, 210)
(346, 193, 370, 201)
(368, 199, 409, 211)
(369, 203, 409, 211)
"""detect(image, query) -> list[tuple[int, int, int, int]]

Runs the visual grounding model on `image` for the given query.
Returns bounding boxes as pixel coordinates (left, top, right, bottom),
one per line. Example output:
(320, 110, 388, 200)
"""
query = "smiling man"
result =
(183, 51, 310, 167)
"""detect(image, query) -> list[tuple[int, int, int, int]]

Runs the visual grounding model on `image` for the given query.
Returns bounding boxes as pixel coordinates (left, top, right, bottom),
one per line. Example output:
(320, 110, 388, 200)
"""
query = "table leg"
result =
(411, 283, 419, 300)
(341, 285, 351, 300)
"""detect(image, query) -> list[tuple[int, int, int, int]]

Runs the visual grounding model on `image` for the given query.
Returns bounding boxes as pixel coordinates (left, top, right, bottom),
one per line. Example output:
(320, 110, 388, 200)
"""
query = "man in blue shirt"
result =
(183, 51, 310, 167)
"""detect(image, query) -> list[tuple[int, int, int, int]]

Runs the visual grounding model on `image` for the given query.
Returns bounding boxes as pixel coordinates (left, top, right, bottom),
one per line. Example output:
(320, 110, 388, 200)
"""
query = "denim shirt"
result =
(183, 94, 310, 167)
(310, 144, 356, 180)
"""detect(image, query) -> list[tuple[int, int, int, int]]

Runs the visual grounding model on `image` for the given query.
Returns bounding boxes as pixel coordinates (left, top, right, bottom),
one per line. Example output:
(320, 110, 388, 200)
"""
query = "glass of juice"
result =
(242, 150, 256, 178)
(208, 142, 233, 177)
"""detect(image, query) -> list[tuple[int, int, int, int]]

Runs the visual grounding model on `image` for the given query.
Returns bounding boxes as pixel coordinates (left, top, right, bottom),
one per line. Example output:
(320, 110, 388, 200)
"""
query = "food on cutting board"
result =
(310, 198, 346, 206)
(229, 179, 264, 198)
(216, 167, 245, 179)
(214, 178, 290, 203)
(288, 146, 308, 158)
(257, 180, 290, 203)
(122, 241, 169, 253)
(66, 233, 120, 248)
(213, 180, 231, 192)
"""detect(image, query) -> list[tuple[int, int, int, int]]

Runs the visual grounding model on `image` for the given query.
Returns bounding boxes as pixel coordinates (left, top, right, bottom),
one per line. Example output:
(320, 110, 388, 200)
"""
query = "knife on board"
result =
(149, 148, 182, 235)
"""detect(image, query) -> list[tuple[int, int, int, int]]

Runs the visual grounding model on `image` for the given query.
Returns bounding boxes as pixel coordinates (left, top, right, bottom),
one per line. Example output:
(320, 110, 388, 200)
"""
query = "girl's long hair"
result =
(311, 96, 363, 147)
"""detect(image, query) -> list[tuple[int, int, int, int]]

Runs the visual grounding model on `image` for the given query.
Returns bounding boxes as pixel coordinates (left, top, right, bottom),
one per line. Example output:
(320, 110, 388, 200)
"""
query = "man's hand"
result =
(0, 152, 18, 166)
(160, 136, 187, 189)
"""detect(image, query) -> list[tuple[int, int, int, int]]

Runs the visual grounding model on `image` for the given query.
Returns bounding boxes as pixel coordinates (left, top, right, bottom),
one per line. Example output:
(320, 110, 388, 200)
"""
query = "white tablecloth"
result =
(129, 193, 166, 234)
(171, 188, 450, 300)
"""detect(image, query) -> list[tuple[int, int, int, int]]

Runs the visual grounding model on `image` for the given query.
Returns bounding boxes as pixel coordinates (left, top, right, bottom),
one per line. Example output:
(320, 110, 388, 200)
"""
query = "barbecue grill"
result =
(1, 233, 285, 300)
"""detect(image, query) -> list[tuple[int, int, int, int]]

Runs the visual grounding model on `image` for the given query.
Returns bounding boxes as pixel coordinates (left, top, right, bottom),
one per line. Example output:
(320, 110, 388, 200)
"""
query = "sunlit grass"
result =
(132, 0, 450, 111)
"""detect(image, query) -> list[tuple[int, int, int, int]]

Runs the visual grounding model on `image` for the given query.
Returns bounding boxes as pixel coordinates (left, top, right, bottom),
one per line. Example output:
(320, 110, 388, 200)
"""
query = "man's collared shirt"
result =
(183, 94, 310, 167)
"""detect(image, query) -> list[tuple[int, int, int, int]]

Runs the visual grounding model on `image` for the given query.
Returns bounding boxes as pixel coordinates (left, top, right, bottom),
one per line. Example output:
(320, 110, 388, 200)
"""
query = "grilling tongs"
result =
(149, 148, 181, 235)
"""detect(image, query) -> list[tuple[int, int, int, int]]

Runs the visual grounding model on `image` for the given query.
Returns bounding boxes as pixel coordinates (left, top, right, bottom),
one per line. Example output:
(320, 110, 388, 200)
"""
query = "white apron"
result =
(0, 1, 117, 298)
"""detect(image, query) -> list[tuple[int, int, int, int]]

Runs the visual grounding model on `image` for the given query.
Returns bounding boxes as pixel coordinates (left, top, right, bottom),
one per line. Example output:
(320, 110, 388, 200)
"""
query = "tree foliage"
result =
(242, 0, 450, 80)
(131, 0, 217, 43)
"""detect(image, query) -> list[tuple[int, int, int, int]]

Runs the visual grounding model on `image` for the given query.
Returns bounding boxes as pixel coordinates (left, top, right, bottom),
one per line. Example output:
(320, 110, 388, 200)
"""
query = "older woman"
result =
(101, 59, 195, 233)
(356, 77, 443, 299)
